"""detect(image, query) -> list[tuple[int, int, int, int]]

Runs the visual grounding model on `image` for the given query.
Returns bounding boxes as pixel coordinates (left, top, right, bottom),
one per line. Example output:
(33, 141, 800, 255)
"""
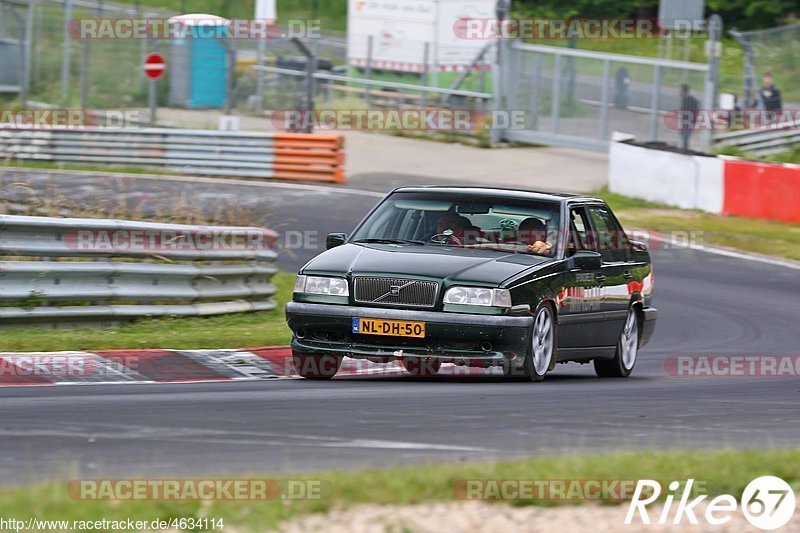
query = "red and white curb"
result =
(0, 347, 495, 387)
(0, 347, 290, 386)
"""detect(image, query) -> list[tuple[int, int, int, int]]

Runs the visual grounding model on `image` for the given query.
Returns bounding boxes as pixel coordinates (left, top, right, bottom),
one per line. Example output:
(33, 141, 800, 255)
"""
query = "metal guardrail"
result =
(0, 127, 345, 182)
(713, 118, 800, 156)
(0, 215, 279, 327)
(254, 64, 493, 100)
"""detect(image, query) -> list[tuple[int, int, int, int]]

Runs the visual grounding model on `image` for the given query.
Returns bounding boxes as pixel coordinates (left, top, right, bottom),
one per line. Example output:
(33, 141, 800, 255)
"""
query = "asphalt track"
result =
(1, 170, 799, 486)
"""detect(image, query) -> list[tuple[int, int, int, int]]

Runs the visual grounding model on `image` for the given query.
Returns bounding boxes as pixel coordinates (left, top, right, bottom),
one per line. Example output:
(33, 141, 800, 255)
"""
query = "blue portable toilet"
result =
(168, 14, 230, 109)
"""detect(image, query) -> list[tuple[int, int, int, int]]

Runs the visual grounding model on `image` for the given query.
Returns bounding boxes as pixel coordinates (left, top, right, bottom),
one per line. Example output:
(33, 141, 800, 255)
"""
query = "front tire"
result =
(521, 304, 556, 382)
(292, 354, 342, 379)
(594, 307, 639, 378)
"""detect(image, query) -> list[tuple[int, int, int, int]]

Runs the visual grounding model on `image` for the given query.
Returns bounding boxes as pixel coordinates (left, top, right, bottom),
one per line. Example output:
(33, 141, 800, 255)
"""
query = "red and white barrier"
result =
(723, 159, 800, 224)
(609, 139, 800, 224)
(0, 347, 491, 386)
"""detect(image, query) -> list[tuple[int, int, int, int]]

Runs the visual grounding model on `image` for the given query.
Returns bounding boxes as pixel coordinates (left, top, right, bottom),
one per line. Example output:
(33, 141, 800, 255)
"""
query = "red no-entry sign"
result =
(143, 53, 166, 80)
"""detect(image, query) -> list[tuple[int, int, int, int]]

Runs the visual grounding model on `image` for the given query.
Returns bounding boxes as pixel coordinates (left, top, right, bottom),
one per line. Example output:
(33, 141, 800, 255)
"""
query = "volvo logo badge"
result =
(390, 285, 401, 296)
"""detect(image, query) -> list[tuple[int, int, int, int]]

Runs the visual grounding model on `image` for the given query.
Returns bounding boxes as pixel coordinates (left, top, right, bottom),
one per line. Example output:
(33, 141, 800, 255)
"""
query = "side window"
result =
(568, 207, 595, 255)
(587, 205, 630, 262)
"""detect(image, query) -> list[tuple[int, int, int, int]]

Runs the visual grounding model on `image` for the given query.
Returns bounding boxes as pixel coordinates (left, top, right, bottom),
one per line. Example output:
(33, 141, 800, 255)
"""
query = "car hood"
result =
(302, 243, 552, 286)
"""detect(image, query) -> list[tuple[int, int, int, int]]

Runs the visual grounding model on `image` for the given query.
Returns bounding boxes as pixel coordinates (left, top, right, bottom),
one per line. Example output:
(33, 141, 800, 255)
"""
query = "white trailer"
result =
(347, 0, 497, 80)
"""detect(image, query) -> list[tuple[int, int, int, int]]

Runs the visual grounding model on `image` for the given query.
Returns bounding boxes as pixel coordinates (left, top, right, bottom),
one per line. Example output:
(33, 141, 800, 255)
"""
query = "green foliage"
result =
(705, 0, 797, 30)
(512, 0, 659, 20)
(511, 0, 794, 31)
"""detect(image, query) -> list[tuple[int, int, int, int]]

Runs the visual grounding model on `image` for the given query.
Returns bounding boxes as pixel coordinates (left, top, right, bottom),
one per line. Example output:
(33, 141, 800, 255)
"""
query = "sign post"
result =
(144, 52, 166, 126)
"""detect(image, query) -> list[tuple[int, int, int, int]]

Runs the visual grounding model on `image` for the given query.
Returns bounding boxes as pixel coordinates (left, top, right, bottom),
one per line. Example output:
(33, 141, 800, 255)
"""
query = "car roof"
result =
(389, 186, 603, 204)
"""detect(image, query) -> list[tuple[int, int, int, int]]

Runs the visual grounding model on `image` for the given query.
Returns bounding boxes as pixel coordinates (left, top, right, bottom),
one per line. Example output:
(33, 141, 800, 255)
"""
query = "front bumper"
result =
(640, 307, 658, 347)
(285, 301, 533, 365)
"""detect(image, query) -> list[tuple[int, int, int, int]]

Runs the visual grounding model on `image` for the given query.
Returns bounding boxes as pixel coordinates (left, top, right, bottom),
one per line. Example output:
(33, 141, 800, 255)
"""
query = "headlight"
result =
(293, 275, 349, 296)
(443, 287, 511, 308)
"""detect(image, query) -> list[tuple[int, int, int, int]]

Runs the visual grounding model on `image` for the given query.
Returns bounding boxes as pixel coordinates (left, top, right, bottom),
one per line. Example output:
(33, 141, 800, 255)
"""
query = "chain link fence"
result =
(503, 42, 710, 151)
(731, 21, 800, 108)
(0, 0, 347, 113)
(1, 1, 720, 152)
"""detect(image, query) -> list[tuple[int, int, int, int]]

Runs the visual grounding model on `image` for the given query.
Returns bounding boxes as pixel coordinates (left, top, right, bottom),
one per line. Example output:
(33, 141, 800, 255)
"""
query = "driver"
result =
(434, 211, 472, 244)
(518, 217, 553, 255)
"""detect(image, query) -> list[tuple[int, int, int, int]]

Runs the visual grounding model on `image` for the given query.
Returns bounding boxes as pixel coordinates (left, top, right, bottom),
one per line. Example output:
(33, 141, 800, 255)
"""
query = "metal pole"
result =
(700, 15, 722, 152)
(730, 29, 755, 108)
(598, 59, 610, 140)
(22, 0, 36, 108)
(79, 39, 89, 109)
(255, 38, 265, 111)
(60, 0, 73, 102)
(551, 53, 562, 133)
(289, 37, 316, 133)
(431, 0, 440, 88)
(224, 44, 236, 115)
(306, 41, 317, 116)
(421, 41, 429, 107)
(490, 40, 506, 144)
(33, 1, 42, 82)
(648, 64, 661, 140)
(148, 78, 157, 125)
(490, 0, 511, 143)
(530, 54, 542, 129)
(364, 35, 372, 105)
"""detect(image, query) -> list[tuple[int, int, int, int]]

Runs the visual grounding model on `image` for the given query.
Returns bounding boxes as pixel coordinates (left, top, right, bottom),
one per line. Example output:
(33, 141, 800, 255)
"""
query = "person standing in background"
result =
(759, 73, 782, 125)
(679, 84, 699, 151)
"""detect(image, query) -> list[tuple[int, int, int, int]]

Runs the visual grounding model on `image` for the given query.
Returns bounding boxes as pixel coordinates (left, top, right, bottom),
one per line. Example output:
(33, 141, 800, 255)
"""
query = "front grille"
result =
(353, 277, 438, 308)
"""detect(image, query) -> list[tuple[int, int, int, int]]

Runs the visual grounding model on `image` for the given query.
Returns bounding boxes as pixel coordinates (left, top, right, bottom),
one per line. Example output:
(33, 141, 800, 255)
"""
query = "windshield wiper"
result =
(352, 238, 425, 246)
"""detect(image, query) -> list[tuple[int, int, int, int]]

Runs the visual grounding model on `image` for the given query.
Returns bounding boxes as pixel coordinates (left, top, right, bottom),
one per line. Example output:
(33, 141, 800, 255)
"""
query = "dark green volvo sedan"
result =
(286, 187, 657, 381)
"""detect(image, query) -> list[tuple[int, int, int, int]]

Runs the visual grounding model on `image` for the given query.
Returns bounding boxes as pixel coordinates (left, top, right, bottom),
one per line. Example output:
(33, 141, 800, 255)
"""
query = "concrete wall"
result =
(609, 141, 724, 213)
(609, 139, 800, 224)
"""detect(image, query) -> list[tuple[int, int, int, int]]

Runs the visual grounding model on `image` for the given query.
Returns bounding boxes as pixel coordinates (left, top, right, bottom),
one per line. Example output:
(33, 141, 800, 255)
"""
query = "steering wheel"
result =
(430, 229, 463, 246)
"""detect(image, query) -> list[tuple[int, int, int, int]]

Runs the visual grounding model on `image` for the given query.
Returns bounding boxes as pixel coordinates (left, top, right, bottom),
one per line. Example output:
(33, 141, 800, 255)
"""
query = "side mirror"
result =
(326, 233, 347, 249)
(571, 250, 602, 270)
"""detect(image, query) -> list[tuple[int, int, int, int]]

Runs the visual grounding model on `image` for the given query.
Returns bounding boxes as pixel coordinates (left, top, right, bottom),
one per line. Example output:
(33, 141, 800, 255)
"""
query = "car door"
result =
(585, 203, 632, 346)
(557, 205, 604, 350)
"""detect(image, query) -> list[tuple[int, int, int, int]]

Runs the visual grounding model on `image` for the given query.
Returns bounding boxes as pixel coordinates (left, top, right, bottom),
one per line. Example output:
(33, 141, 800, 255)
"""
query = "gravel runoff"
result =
(276, 499, 800, 533)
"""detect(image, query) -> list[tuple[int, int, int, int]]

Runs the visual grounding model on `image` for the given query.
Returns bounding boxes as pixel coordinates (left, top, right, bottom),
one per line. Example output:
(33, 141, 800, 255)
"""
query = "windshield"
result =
(351, 191, 562, 257)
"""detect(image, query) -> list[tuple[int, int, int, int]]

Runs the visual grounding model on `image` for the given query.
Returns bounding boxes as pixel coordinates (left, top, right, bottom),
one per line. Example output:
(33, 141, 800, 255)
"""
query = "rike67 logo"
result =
(626, 476, 796, 530)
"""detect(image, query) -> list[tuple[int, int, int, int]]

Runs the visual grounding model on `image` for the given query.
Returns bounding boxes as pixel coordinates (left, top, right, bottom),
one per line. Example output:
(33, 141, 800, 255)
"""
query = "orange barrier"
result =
(723, 160, 800, 224)
(272, 133, 346, 183)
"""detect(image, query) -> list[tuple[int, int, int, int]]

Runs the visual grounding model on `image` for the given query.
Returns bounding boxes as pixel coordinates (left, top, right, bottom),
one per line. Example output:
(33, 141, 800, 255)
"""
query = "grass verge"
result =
(0, 273, 294, 353)
(2, 449, 798, 531)
(598, 190, 800, 261)
(0, 160, 178, 176)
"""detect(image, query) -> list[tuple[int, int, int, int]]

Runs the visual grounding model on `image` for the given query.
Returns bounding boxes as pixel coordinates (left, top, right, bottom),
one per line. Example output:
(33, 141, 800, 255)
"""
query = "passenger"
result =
(518, 217, 553, 255)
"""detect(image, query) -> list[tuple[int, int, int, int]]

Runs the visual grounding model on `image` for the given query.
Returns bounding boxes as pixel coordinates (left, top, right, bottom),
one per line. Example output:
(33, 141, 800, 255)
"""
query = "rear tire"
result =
(401, 357, 441, 376)
(292, 354, 342, 379)
(594, 307, 639, 378)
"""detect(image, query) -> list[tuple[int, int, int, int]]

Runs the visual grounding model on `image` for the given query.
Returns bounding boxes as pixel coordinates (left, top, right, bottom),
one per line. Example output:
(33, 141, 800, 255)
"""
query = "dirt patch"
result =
(276, 499, 800, 533)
